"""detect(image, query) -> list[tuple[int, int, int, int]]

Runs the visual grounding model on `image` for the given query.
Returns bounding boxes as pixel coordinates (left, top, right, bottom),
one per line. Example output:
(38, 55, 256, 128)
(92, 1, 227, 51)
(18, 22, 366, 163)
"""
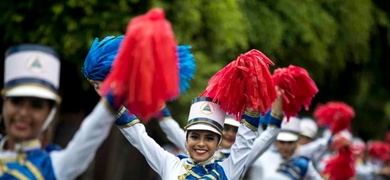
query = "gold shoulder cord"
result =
(0, 158, 29, 180)
(0, 152, 44, 180)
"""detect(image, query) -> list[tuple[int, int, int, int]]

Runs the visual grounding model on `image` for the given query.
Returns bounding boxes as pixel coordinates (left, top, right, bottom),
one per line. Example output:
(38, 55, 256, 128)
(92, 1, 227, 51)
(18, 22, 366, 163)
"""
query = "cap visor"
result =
(276, 131, 299, 141)
(4, 85, 60, 103)
(225, 118, 240, 127)
(186, 124, 221, 136)
(300, 131, 315, 139)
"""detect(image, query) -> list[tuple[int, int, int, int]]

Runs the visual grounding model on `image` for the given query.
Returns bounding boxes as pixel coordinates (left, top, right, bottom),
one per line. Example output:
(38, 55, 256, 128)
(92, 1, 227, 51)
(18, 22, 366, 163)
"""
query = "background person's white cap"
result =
(276, 116, 301, 141)
(335, 129, 353, 142)
(224, 114, 240, 127)
(2, 44, 61, 103)
(300, 117, 318, 139)
(185, 97, 226, 135)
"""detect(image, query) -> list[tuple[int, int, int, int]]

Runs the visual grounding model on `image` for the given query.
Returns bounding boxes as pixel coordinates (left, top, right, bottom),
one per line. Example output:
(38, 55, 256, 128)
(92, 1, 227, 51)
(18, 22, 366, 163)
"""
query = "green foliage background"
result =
(1, 0, 390, 141)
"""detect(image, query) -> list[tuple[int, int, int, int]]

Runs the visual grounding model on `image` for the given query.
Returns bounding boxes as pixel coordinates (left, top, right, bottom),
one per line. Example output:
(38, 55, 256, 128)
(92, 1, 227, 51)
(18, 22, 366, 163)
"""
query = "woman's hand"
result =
(271, 86, 284, 119)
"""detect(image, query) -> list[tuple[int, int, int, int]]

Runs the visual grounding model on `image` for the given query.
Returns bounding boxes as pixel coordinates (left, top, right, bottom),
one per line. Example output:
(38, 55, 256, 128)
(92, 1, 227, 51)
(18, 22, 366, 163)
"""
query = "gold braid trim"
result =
(117, 119, 140, 128)
(0, 162, 29, 180)
(101, 98, 116, 115)
(241, 119, 258, 131)
(25, 161, 44, 180)
(244, 109, 260, 118)
(204, 174, 217, 180)
(270, 110, 283, 120)
(116, 106, 126, 118)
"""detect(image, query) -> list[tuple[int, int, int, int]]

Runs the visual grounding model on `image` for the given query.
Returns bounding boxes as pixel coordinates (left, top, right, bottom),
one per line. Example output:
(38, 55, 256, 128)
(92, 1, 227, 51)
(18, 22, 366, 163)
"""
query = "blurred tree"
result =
(240, 0, 390, 141)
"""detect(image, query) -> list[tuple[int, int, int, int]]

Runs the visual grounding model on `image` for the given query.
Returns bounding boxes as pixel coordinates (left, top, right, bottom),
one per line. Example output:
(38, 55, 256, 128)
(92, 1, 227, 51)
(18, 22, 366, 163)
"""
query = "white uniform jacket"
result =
(119, 122, 275, 180)
(247, 147, 323, 180)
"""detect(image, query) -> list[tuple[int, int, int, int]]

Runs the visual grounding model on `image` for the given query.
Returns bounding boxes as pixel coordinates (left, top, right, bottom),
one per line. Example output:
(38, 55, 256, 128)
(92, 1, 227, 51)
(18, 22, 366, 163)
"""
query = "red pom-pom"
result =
(313, 101, 355, 134)
(322, 147, 355, 180)
(101, 8, 179, 121)
(272, 65, 318, 121)
(367, 141, 390, 162)
(200, 49, 276, 117)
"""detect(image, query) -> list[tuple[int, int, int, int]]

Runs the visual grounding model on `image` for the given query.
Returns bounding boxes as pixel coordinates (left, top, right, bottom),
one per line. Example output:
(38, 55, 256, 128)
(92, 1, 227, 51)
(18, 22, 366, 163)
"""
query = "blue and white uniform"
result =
(121, 122, 257, 179)
(120, 97, 280, 180)
(0, 44, 117, 180)
(246, 117, 323, 180)
(160, 110, 278, 162)
(0, 101, 116, 180)
(247, 147, 323, 180)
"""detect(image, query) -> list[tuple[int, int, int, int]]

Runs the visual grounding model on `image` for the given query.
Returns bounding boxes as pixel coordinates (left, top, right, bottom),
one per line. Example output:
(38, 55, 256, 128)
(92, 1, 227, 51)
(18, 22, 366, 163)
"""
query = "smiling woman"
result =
(186, 130, 219, 163)
(0, 44, 120, 179)
(1, 44, 62, 150)
(2, 97, 54, 145)
(117, 96, 275, 180)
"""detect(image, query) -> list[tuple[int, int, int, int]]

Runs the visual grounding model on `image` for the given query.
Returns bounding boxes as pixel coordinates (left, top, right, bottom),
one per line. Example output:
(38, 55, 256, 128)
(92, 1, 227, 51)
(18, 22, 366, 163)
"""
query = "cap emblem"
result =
(200, 102, 214, 115)
(28, 56, 44, 74)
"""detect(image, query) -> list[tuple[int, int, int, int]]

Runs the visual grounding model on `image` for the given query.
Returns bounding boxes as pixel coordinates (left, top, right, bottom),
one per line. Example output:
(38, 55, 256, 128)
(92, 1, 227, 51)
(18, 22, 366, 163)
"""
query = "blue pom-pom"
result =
(178, 45, 196, 94)
(83, 39, 196, 95)
(82, 35, 124, 81)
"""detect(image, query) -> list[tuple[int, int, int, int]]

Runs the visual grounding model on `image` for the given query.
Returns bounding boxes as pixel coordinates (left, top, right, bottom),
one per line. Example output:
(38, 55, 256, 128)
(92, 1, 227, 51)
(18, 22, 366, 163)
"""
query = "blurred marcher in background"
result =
(352, 124, 390, 180)
(246, 116, 323, 180)
(299, 117, 319, 145)
(0, 44, 118, 179)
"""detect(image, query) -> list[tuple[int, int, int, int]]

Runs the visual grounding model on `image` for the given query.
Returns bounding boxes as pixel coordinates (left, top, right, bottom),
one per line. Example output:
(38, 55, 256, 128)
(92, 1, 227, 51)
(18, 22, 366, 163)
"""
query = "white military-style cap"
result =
(2, 44, 61, 103)
(185, 97, 226, 135)
(300, 117, 318, 139)
(276, 116, 301, 142)
(224, 114, 240, 127)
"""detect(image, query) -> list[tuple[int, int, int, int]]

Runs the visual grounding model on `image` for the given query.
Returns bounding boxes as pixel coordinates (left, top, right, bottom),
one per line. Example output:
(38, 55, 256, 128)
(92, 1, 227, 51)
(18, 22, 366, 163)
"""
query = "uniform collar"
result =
(0, 137, 41, 152)
(187, 156, 215, 166)
(218, 148, 230, 154)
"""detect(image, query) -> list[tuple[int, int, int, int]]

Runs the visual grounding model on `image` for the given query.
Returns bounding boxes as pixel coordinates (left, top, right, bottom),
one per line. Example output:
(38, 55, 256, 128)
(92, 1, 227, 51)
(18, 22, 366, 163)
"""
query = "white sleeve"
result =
(257, 123, 264, 134)
(119, 123, 179, 176)
(158, 118, 186, 153)
(50, 100, 116, 180)
(245, 126, 280, 167)
(299, 137, 329, 163)
(355, 163, 375, 180)
(220, 123, 259, 180)
(305, 161, 324, 180)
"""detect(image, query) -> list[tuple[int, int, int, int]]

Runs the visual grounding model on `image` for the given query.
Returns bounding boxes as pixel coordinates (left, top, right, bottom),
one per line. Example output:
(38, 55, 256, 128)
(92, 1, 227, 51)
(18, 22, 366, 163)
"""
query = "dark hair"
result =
(0, 115, 5, 137)
(47, 99, 56, 109)
(186, 130, 222, 143)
